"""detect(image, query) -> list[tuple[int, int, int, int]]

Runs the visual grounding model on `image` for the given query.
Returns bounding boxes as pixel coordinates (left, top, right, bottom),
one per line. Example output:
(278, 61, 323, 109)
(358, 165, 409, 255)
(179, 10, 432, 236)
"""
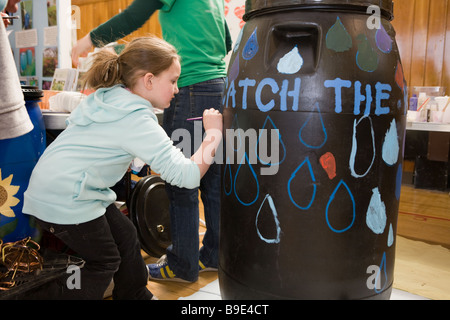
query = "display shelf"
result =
(42, 108, 164, 130)
(406, 121, 450, 133)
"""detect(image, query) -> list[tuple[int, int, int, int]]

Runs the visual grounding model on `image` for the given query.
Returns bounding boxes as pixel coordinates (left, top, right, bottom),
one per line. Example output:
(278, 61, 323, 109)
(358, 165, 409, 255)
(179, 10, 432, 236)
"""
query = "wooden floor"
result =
(394, 184, 450, 300)
(398, 185, 450, 248)
(138, 184, 450, 300)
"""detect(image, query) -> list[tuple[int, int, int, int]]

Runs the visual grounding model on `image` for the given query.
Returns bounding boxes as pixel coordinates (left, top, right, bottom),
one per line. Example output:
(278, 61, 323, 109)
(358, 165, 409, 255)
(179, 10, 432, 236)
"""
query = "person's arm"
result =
(90, 0, 163, 47)
(0, 17, 33, 139)
(72, 0, 163, 66)
(122, 108, 222, 189)
(191, 108, 223, 177)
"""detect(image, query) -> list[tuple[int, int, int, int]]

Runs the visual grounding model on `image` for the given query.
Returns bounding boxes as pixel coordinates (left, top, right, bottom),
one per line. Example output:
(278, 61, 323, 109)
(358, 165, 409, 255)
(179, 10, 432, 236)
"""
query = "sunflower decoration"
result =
(0, 169, 20, 218)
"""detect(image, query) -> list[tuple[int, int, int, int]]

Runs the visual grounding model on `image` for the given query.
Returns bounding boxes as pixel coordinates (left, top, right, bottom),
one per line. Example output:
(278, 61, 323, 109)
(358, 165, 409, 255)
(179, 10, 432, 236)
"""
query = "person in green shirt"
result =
(72, 0, 231, 283)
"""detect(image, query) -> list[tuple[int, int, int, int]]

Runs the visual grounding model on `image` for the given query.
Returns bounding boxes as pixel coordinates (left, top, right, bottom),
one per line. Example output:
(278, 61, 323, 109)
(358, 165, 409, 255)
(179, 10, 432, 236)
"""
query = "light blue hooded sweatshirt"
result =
(23, 85, 200, 224)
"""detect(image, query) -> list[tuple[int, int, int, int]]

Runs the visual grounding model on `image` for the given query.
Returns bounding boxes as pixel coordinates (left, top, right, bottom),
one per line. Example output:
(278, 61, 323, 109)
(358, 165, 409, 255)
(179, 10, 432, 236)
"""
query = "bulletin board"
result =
(224, 0, 245, 65)
(6, 0, 72, 90)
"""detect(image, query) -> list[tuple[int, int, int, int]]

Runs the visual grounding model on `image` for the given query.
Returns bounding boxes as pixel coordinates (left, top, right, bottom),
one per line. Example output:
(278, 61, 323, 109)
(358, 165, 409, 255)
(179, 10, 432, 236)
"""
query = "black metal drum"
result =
(128, 175, 171, 257)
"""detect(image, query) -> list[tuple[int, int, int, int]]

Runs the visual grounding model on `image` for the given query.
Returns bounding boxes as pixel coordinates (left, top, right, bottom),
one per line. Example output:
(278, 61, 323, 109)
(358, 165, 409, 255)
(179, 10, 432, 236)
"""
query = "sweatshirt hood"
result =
(67, 85, 155, 126)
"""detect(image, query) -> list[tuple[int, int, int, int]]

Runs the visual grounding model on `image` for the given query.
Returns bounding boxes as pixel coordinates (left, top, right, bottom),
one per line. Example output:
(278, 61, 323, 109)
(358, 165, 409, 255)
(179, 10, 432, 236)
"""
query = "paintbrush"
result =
(417, 97, 430, 111)
(443, 97, 450, 113)
(2, 15, 19, 20)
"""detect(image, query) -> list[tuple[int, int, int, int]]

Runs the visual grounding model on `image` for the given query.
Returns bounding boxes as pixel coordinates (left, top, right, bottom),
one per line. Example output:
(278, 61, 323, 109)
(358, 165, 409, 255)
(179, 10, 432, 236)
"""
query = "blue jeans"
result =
(163, 78, 225, 281)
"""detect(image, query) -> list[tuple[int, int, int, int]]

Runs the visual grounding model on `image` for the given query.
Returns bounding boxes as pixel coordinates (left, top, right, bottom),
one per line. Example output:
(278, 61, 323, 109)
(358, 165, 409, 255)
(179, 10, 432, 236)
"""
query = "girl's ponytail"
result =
(82, 49, 121, 90)
(81, 36, 179, 91)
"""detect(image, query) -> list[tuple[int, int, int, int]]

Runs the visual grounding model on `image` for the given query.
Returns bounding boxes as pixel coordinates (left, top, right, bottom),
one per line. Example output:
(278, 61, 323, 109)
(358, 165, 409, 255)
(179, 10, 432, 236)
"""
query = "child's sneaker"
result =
(199, 259, 218, 273)
(147, 255, 192, 283)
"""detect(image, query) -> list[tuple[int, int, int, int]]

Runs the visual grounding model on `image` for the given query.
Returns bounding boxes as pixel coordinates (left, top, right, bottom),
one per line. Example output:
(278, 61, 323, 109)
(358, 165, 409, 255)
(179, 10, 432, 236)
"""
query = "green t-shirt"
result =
(90, 0, 230, 88)
(158, 0, 227, 87)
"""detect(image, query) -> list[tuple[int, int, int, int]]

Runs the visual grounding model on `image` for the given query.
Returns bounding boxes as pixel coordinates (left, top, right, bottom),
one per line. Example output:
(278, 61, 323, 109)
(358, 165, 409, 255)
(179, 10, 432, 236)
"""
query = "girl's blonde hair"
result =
(82, 36, 179, 90)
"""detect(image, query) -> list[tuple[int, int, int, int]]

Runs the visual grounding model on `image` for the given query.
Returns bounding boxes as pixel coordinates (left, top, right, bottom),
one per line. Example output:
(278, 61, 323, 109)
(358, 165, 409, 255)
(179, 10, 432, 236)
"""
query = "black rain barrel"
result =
(219, 0, 406, 299)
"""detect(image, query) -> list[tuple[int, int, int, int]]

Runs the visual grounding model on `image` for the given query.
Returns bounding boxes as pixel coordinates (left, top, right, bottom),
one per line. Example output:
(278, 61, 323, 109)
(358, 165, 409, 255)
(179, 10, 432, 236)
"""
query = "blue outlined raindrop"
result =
(299, 102, 327, 149)
(287, 157, 317, 210)
(374, 252, 388, 294)
(255, 115, 286, 166)
(242, 27, 259, 60)
(223, 157, 233, 196)
(325, 179, 356, 233)
(234, 152, 260, 206)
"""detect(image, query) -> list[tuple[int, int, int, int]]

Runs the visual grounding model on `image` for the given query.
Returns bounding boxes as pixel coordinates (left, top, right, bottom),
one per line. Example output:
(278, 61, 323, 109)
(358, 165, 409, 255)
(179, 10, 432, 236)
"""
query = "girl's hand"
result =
(1, 13, 10, 28)
(190, 108, 223, 177)
(202, 108, 222, 133)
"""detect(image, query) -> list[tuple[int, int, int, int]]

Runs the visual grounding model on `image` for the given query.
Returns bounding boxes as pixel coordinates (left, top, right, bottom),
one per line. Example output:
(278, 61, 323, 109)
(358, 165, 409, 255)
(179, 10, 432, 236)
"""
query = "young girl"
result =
(23, 36, 222, 299)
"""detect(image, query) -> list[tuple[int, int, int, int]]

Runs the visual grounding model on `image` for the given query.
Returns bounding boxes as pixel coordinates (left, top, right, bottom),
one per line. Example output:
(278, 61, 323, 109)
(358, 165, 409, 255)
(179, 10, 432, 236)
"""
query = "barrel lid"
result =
(21, 85, 43, 100)
(244, 0, 394, 21)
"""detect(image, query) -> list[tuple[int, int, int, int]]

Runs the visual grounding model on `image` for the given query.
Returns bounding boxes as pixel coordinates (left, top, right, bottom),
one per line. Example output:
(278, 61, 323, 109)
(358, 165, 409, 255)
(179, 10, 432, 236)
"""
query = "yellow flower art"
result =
(0, 169, 20, 218)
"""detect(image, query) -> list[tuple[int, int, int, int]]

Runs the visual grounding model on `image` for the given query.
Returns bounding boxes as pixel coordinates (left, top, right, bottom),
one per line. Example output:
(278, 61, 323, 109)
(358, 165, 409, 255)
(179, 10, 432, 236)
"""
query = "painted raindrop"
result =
(277, 46, 303, 74)
(375, 24, 392, 53)
(387, 223, 394, 247)
(287, 157, 317, 210)
(382, 119, 399, 166)
(234, 152, 260, 206)
(256, 116, 286, 166)
(375, 252, 388, 294)
(349, 115, 375, 178)
(256, 194, 281, 244)
(366, 187, 387, 234)
(320, 152, 336, 180)
(242, 27, 259, 60)
(326, 17, 352, 52)
(299, 102, 327, 149)
(223, 157, 233, 196)
(356, 34, 379, 72)
(325, 179, 356, 233)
